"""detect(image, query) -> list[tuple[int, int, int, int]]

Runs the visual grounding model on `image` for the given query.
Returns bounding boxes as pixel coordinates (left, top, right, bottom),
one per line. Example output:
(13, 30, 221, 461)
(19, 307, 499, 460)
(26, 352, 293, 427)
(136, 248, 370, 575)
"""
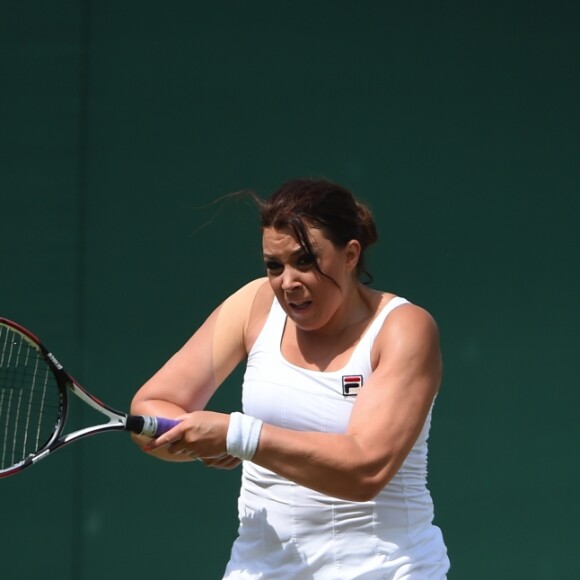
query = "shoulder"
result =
(387, 299, 437, 330)
(383, 299, 439, 345)
(223, 278, 274, 352)
(213, 278, 271, 333)
(221, 277, 270, 311)
(372, 298, 441, 370)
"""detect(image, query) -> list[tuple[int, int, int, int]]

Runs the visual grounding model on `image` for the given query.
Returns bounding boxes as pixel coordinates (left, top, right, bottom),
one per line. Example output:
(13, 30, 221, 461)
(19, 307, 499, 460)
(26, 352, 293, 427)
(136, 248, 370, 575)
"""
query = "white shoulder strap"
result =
(364, 296, 410, 344)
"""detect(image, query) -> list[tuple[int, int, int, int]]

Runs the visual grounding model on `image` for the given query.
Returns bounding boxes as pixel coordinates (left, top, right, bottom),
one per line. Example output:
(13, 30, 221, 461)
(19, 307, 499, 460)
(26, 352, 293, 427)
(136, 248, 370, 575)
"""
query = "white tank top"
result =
(224, 296, 448, 579)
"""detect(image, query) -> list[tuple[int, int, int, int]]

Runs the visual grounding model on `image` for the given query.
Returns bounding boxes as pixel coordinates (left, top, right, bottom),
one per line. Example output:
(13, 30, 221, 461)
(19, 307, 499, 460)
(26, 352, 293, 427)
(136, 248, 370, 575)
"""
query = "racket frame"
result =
(0, 317, 167, 478)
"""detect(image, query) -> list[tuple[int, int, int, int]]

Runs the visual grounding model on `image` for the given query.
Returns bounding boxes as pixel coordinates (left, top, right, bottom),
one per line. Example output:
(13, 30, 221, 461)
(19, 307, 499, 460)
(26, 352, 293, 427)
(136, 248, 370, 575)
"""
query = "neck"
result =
(300, 282, 375, 338)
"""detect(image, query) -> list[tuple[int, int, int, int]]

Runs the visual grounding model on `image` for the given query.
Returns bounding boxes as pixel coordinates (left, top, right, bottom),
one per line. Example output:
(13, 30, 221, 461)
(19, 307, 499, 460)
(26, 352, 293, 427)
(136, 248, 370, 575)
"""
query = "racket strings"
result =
(0, 325, 59, 469)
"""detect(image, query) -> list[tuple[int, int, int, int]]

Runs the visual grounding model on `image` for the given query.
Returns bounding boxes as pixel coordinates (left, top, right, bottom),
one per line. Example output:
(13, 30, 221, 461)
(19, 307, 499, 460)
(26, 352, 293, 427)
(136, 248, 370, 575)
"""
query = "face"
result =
(262, 225, 360, 332)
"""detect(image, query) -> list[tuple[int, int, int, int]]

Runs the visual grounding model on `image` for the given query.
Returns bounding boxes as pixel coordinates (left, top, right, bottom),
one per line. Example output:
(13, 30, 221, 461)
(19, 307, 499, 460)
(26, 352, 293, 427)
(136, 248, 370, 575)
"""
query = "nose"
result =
(281, 267, 301, 293)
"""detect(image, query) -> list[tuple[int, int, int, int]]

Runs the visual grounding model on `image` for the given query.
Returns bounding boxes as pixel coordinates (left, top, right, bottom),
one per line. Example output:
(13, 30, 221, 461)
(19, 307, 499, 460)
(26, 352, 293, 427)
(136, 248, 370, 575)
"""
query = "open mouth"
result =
(288, 301, 312, 313)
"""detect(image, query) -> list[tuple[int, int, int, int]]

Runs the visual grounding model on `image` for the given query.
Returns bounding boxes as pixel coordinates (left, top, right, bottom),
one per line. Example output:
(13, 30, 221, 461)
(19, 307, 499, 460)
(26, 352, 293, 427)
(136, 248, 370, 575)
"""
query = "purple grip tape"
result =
(136, 416, 181, 438)
(153, 417, 181, 437)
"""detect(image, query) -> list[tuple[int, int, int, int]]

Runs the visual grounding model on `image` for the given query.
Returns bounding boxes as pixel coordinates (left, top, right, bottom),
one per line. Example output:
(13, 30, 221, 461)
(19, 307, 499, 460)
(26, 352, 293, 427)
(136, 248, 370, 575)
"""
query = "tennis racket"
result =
(0, 317, 179, 478)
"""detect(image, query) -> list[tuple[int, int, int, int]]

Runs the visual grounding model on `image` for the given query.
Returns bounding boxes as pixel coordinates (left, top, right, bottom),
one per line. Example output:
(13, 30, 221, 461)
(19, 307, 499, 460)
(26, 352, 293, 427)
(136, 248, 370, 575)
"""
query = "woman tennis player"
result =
(131, 178, 450, 578)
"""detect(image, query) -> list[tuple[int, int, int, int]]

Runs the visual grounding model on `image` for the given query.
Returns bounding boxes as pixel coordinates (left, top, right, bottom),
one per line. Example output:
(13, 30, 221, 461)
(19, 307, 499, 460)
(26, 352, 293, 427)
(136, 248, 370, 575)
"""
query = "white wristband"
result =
(226, 412, 263, 461)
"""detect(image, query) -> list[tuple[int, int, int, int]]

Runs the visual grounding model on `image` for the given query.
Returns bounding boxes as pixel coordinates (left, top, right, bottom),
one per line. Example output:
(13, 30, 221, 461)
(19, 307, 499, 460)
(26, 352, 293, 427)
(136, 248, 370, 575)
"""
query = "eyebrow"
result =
(262, 247, 307, 260)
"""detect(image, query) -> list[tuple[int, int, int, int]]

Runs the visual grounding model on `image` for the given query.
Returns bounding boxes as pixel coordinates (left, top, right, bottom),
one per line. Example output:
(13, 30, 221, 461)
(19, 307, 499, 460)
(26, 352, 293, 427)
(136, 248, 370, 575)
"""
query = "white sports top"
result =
(223, 296, 449, 579)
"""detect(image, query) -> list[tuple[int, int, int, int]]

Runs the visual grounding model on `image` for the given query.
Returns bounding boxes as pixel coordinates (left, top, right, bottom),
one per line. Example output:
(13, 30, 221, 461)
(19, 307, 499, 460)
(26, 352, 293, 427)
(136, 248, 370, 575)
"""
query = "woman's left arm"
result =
(251, 303, 442, 500)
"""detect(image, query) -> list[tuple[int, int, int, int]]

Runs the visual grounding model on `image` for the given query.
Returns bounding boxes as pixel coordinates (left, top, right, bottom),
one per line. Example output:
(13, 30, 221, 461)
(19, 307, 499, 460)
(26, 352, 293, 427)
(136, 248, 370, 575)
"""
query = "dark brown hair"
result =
(253, 178, 378, 283)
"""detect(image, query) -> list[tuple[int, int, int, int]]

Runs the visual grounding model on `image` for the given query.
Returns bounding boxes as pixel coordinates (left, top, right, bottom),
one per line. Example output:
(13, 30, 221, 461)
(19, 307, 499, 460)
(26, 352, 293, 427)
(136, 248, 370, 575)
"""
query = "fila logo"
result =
(342, 375, 363, 397)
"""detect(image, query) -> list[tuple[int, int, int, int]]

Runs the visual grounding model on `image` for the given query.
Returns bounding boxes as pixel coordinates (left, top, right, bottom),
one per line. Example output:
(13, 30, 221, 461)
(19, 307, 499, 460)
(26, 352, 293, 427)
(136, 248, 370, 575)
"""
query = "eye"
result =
(264, 260, 283, 274)
(296, 253, 316, 269)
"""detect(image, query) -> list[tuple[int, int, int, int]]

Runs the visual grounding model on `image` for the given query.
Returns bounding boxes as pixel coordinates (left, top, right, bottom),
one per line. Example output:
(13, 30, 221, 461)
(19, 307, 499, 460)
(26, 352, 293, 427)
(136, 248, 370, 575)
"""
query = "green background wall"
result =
(1, 1, 578, 578)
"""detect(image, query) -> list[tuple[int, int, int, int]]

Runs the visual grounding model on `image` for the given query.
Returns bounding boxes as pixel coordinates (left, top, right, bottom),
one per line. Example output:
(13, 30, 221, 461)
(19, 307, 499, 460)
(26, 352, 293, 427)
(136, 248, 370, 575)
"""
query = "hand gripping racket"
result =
(0, 317, 179, 478)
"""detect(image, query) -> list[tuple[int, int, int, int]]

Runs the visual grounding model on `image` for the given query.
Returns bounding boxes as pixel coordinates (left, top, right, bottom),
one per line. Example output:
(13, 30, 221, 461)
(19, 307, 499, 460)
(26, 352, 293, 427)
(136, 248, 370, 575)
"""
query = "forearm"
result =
(252, 424, 398, 501)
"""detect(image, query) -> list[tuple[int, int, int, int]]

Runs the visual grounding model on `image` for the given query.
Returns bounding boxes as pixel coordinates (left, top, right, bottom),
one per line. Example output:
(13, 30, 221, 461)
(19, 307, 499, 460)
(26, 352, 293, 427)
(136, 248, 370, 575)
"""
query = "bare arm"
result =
(130, 278, 267, 461)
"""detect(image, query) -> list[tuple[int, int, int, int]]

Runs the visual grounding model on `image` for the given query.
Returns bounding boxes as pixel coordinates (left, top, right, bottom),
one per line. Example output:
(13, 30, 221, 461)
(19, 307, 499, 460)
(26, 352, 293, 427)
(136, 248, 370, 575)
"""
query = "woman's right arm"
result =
(130, 277, 268, 461)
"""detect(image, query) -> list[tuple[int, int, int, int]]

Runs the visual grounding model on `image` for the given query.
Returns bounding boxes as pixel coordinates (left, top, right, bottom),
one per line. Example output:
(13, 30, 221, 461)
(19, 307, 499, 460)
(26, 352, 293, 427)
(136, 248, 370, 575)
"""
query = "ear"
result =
(344, 240, 362, 274)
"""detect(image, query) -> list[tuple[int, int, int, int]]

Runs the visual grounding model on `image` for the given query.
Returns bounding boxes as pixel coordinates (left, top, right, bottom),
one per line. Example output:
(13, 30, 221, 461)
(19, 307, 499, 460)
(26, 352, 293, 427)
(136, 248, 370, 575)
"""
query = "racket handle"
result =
(126, 415, 181, 438)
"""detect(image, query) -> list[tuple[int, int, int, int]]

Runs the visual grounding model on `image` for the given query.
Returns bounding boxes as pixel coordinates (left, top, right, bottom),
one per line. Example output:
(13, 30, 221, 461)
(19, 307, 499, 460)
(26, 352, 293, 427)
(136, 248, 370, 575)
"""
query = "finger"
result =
(143, 424, 183, 451)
